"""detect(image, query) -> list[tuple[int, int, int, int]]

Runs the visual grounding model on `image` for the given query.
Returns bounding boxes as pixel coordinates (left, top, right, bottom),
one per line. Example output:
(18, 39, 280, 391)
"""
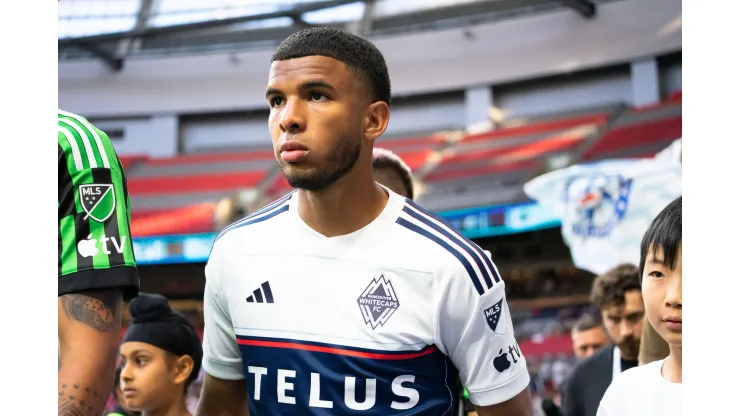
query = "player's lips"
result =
(662, 316, 682, 330)
(122, 387, 138, 398)
(280, 140, 309, 163)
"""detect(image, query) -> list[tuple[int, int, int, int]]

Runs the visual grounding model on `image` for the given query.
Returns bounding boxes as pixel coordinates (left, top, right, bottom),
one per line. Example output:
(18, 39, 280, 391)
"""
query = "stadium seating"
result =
(126, 148, 275, 236)
(581, 99, 681, 161)
(416, 108, 614, 211)
(122, 94, 681, 236)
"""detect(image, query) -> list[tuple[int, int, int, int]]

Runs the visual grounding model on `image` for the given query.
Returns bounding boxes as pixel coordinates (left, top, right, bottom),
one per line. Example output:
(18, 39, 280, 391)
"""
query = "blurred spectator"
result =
(185, 368, 205, 413)
(571, 313, 609, 360)
(372, 147, 415, 199)
(213, 191, 249, 230)
(551, 354, 572, 390)
(560, 264, 644, 416)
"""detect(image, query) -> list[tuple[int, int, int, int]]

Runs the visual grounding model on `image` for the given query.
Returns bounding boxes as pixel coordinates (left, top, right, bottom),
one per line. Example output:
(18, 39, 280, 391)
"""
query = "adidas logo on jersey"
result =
(246, 281, 274, 304)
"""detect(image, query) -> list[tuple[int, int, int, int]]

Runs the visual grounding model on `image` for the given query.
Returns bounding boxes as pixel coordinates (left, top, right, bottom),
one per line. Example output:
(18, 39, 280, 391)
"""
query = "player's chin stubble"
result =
(282, 137, 362, 191)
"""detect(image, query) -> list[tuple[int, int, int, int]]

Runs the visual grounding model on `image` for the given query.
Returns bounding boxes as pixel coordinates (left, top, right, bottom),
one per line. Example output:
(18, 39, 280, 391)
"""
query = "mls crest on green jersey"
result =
(79, 184, 116, 222)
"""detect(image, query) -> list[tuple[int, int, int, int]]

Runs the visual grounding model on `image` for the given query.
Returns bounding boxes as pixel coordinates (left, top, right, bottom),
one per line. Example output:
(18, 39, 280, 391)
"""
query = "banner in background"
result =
(523, 139, 682, 275)
(132, 201, 561, 265)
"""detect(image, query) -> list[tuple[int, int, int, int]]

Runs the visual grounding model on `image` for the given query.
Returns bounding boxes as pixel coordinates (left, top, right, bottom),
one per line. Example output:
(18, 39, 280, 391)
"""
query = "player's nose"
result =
(279, 98, 306, 134)
(665, 273, 682, 308)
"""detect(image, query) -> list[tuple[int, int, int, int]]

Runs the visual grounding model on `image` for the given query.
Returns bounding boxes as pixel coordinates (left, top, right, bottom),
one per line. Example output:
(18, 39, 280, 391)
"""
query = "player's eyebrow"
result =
(265, 87, 282, 98)
(298, 80, 337, 92)
(266, 80, 337, 98)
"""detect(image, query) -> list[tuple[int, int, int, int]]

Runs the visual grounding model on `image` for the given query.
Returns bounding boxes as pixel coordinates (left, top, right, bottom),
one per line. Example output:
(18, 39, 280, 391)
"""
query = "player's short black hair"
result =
(639, 196, 682, 280)
(272, 26, 391, 105)
(372, 148, 414, 200)
(572, 313, 603, 334)
(590, 263, 641, 310)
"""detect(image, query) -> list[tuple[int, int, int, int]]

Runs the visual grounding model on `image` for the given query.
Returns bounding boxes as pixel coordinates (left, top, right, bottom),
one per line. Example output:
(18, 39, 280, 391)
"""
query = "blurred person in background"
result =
(372, 147, 415, 199)
(105, 366, 140, 416)
(213, 191, 249, 231)
(559, 264, 644, 416)
(119, 293, 203, 416)
(571, 313, 609, 360)
(185, 369, 205, 414)
(58, 110, 141, 416)
(197, 26, 533, 416)
(597, 197, 682, 416)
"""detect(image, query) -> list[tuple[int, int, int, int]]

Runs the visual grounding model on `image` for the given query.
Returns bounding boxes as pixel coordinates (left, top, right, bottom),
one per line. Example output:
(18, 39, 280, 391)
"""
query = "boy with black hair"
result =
(597, 196, 682, 416)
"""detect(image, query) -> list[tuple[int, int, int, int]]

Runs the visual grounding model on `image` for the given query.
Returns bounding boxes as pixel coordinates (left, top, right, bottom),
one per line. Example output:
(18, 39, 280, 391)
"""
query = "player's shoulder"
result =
(391, 198, 502, 295)
(212, 191, 295, 253)
(57, 110, 107, 139)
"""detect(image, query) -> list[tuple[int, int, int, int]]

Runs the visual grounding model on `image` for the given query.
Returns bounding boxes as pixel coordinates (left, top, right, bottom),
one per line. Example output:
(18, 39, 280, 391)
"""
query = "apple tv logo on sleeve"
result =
(493, 343, 522, 373)
(77, 233, 127, 257)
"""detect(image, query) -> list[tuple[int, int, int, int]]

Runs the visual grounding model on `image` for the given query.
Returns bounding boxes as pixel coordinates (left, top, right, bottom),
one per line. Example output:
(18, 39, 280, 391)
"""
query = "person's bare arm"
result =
(474, 388, 534, 416)
(195, 373, 249, 416)
(58, 289, 122, 416)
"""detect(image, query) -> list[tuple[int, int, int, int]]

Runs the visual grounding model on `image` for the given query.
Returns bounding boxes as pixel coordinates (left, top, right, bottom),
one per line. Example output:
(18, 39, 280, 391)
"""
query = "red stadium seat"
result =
(439, 135, 583, 167)
(462, 113, 608, 144)
(130, 202, 216, 236)
(128, 170, 267, 195)
(143, 150, 274, 167)
(423, 159, 537, 182)
(117, 154, 148, 171)
(518, 334, 573, 359)
(582, 116, 681, 160)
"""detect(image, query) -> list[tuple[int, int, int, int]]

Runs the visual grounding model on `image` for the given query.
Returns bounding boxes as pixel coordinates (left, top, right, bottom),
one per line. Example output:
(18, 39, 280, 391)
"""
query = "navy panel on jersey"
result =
(236, 335, 457, 415)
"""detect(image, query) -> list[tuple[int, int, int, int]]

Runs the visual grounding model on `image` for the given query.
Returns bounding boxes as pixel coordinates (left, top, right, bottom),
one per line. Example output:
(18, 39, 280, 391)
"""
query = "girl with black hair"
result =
(118, 293, 203, 416)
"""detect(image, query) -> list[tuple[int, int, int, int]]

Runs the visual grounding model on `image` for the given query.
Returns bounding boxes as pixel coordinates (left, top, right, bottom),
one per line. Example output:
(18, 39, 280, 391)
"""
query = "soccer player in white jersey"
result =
(596, 196, 682, 416)
(196, 27, 533, 416)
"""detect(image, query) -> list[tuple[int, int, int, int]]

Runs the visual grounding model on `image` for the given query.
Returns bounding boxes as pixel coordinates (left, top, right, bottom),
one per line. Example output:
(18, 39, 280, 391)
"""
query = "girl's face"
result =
(119, 341, 193, 412)
(642, 245, 682, 347)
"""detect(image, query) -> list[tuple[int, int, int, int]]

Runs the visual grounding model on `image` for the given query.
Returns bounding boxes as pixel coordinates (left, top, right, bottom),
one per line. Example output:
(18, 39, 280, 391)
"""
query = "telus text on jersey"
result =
(247, 366, 420, 410)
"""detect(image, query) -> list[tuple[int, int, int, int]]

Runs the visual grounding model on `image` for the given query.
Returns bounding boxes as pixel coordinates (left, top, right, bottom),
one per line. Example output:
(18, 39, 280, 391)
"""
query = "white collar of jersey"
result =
(287, 185, 405, 244)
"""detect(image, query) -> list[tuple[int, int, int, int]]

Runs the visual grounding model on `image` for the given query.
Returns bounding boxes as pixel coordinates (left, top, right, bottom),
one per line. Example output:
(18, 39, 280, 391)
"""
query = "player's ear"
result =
(363, 101, 390, 142)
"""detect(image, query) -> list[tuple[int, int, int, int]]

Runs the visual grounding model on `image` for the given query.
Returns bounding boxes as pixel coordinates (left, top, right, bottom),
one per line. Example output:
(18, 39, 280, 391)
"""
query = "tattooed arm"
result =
(58, 289, 123, 416)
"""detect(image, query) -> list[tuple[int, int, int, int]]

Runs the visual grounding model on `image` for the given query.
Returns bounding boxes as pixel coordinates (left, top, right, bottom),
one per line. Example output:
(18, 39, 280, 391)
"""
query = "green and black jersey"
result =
(58, 110, 139, 300)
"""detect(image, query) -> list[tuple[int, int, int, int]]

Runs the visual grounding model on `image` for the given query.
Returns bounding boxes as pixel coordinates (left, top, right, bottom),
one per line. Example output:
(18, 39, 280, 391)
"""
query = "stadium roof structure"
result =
(59, 0, 605, 71)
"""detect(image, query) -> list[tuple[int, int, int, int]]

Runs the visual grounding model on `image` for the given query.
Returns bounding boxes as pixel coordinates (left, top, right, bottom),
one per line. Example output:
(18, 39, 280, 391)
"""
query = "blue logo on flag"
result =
(566, 174, 633, 238)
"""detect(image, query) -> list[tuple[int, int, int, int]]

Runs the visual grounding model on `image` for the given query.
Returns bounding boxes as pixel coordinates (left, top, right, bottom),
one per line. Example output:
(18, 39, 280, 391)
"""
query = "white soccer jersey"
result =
(202, 189, 529, 415)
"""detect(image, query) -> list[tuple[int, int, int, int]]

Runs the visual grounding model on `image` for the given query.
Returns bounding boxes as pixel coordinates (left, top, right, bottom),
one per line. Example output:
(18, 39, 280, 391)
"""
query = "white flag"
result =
(523, 139, 682, 275)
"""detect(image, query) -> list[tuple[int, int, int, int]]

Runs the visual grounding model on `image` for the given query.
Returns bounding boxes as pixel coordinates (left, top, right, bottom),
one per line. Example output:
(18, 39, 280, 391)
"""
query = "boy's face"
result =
(642, 245, 682, 347)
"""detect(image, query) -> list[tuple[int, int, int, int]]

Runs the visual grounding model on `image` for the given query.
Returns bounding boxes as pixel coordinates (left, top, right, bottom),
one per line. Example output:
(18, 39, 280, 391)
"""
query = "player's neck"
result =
(142, 397, 191, 416)
(662, 344, 682, 383)
(297, 170, 387, 238)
